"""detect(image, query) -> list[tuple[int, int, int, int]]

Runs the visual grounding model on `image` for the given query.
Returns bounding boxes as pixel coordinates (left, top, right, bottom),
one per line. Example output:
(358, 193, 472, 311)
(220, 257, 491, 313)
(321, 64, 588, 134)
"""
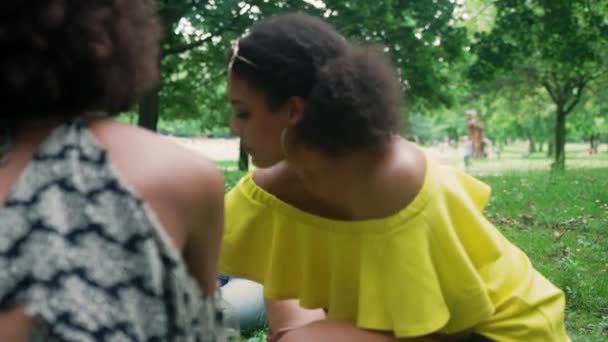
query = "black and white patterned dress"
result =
(0, 121, 225, 341)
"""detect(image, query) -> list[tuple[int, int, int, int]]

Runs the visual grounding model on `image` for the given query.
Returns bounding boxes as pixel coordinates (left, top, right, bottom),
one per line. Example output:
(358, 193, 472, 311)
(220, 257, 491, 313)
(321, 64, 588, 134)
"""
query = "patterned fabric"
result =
(0, 121, 226, 341)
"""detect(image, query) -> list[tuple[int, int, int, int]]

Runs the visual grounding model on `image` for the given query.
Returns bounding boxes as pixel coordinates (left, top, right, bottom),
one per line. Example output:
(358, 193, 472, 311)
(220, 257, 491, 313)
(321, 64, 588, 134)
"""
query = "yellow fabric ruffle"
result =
(220, 154, 569, 340)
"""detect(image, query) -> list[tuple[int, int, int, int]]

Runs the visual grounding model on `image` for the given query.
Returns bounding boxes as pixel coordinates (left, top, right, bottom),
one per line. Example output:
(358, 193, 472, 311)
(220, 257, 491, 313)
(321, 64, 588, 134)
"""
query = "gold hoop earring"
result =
(280, 128, 289, 158)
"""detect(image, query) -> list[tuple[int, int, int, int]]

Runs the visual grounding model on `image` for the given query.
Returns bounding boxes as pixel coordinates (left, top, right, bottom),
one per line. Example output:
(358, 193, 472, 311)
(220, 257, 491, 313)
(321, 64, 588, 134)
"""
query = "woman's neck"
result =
(286, 140, 396, 219)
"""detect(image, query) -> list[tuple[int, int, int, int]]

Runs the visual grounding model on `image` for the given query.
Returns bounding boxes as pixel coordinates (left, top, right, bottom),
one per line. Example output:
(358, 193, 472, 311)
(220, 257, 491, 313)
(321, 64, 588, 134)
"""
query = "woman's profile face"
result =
(227, 73, 288, 168)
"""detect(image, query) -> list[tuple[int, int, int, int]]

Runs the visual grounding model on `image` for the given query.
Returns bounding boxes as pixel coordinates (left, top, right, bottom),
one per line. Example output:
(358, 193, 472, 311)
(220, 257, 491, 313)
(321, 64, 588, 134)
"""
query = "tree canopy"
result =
(470, 0, 608, 169)
(133, 0, 608, 171)
(141, 0, 470, 132)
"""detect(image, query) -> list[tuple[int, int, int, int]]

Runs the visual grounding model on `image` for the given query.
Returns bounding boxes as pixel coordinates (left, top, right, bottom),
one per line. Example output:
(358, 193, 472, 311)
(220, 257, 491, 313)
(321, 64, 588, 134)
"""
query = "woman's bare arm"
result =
(0, 307, 32, 342)
(182, 164, 225, 294)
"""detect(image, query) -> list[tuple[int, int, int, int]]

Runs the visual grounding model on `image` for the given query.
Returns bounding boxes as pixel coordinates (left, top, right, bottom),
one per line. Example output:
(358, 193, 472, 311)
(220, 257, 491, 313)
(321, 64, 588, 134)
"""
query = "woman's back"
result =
(1, 0, 226, 339)
(0, 120, 225, 341)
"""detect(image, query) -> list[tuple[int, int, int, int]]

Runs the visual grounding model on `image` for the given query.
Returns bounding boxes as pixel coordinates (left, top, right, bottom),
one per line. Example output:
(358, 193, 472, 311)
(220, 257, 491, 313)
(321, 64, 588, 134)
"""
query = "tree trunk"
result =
(138, 88, 160, 131)
(590, 133, 600, 154)
(547, 140, 554, 157)
(527, 133, 536, 154)
(552, 108, 567, 170)
(538, 141, 543, 153)
(238, 140, 249, 171)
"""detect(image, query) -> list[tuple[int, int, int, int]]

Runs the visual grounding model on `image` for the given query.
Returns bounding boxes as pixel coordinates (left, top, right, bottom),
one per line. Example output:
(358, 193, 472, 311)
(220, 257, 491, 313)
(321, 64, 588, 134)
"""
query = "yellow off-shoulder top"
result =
(220, 153, 570, 341)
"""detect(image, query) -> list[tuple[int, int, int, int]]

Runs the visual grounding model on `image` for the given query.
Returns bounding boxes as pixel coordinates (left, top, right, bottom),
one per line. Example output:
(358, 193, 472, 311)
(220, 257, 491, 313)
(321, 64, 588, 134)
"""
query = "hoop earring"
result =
(280, 128, 289, 158)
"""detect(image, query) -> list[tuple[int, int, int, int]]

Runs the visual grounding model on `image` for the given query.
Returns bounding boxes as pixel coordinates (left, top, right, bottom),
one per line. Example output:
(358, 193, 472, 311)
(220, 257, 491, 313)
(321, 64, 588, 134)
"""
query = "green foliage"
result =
(471, 1, 608, 82)
(458, 0, 496, 35)
(157, 118, 202, 137)
(116, 112, 138, 125)
(155, 117, 231, 137)
(325, 0, 468, 106)
(408, 110, 467, 143)
(469, 0, 608, 169)
(148, 0, 608, 164)
(224, 169, 246, 192)
(154, 0, 471, 128)
(480, 87, 554, 145)
(569, 78, 608, 141)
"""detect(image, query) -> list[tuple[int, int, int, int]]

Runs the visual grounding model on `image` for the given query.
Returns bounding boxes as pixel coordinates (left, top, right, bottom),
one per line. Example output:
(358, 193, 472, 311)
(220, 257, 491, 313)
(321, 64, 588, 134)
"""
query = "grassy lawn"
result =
(468, 142, 608, 175)
(217, 160, 239, 171)
(483, 169, 608, 341)
(220, 143, 608, 341)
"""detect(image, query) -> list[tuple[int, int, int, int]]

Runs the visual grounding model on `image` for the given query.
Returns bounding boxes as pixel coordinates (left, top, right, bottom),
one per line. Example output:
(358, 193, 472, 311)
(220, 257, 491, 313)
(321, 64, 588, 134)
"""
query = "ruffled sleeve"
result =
(357, 166, 505, 336)
(221, 161, 507, 338)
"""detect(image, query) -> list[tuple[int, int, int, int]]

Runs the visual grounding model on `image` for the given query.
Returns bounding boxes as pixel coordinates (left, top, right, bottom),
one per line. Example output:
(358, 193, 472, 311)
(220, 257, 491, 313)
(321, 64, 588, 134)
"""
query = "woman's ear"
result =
(286, 96, 305, 127)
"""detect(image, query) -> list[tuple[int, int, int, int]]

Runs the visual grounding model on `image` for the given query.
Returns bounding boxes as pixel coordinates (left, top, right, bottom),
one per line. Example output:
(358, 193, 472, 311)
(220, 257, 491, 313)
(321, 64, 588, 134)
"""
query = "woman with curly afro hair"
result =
(221, 13, 570, 342)
(0, 1, 227, 340)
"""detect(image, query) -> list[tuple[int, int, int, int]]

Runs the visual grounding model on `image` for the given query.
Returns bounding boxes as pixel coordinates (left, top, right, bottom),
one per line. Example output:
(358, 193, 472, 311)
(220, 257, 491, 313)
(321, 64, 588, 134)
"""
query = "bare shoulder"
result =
(395, 140, 427, 186)
(89, 119, 224, 248)
(89, 119, 223, 195)
(376, 139, 427, 210)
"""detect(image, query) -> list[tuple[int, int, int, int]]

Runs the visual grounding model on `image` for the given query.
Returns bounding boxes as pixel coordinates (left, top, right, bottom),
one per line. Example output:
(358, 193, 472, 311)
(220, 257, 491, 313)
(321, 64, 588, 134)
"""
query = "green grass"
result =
(467, 142, 608, 175)
(217, 160, 238, 169)
(482, 169, 608, 341)
(219, 143, 608, 341)
(223, 167, 245, 193)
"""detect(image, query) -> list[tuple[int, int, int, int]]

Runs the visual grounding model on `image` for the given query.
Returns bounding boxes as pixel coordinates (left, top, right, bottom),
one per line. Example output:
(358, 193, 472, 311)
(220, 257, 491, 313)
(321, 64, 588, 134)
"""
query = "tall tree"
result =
(143, 0, 470, 132)
(469, 0, 608, 169)
(139, 0, 263, 130)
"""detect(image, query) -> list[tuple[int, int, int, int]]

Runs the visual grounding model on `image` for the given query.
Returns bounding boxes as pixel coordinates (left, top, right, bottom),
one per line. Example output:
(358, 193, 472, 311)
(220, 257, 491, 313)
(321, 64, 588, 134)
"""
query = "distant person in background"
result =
(0, 0, 226, 340)
(589, 134, 600, 155)
(466, 110, 485, 157)
(460, 136, 474, 168)
(494, 143, 503, 160)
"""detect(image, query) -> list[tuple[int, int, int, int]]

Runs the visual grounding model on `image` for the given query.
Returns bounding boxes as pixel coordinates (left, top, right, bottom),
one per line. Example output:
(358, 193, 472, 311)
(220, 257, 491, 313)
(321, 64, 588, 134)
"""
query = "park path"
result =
(170, 136, 608, 174)
(169, 137, 241, 161)
(169, 136, 465, 168)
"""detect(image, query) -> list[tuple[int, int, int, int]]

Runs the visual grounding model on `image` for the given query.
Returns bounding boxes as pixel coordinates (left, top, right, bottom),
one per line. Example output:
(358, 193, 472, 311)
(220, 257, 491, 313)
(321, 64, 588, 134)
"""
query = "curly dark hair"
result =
(0, 0, 160, 122)
(228, 13, 403, 156)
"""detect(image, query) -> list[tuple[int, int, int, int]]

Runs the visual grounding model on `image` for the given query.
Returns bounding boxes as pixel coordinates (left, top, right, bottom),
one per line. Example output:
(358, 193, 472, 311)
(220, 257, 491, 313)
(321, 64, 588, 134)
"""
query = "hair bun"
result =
(295, 43, 403, 155)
